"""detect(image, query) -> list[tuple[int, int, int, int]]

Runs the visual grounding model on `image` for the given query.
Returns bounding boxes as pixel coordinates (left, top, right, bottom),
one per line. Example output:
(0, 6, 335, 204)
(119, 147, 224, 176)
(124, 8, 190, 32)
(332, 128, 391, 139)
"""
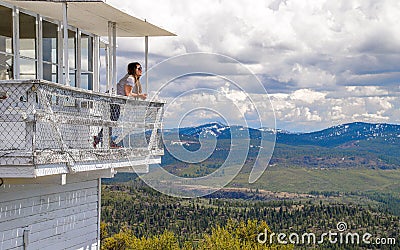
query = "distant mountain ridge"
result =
(277, 122, 400, 147)
(161, 121, 400, 170)
(164, 121, 400, 147)
(164, 122, 262, 140)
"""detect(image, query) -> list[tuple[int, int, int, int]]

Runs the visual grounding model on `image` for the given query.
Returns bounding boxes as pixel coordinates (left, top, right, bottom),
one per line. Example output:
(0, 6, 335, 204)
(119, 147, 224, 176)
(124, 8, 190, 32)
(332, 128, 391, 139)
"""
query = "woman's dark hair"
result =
(127, 62, 141, 76)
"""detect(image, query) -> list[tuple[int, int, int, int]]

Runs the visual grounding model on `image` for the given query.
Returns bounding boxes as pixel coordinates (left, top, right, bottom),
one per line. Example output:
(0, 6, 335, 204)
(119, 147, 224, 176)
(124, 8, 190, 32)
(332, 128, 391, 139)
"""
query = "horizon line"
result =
(162, 121, 400, 134)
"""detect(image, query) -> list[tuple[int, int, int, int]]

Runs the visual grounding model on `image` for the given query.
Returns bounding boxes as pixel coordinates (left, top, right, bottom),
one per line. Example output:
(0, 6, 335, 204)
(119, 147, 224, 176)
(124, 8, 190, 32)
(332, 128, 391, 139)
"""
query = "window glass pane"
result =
(43, 20, 58, 64)
(0, 6, 13, 54)
(81, 34, 93, 72)
(43, 62, 57, 82)
(68, 30, 76, 69)
(0, 54, 12, 80)
(20, 58, 36, 79)
(19, 13, 36, 59)
(81, 73, 93, 90)
(69, 70, 76, 87)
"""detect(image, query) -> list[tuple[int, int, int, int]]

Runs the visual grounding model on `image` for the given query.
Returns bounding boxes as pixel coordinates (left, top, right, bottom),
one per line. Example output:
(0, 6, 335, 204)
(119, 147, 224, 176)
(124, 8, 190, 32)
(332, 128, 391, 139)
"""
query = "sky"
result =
(107, 0, 400, 132)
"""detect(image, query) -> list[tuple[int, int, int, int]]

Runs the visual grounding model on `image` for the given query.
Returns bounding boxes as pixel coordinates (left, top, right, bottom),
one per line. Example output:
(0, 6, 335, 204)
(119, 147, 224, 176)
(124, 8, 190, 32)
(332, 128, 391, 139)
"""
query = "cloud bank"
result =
(107, 0, 400, 131)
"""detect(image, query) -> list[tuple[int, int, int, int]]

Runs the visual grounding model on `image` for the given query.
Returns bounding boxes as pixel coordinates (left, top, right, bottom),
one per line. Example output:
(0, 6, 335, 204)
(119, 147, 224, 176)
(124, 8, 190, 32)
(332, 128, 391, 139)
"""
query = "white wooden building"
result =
(0, 0, 174, 249)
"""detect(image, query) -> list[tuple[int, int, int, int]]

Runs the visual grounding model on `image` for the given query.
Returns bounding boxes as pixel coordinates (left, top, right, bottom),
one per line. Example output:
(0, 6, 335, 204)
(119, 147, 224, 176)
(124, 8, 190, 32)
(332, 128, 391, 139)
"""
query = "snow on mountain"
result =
(163, 122, 400, 148)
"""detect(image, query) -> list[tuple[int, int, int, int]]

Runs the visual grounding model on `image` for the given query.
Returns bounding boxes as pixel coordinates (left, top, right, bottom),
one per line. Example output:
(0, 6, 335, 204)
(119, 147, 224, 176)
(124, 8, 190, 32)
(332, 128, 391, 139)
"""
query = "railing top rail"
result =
(0, 79, 166, 105)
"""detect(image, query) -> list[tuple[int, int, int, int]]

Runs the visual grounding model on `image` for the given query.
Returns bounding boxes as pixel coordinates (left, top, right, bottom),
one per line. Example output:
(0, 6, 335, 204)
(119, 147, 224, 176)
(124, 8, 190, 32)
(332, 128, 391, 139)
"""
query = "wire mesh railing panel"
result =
(0, 80, 164, 167)
(0, 82, 35, 152)
(35, 122, 62, 150)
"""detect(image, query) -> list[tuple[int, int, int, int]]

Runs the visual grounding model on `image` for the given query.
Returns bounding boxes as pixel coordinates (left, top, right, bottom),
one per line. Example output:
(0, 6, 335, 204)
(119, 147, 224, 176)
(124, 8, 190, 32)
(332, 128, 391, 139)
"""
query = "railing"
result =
(0, 80, 164, 169)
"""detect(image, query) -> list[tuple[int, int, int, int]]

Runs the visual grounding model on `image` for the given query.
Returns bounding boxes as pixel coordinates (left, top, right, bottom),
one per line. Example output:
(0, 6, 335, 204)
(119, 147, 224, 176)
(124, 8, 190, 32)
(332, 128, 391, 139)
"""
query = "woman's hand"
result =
(139, 93, 147, 100)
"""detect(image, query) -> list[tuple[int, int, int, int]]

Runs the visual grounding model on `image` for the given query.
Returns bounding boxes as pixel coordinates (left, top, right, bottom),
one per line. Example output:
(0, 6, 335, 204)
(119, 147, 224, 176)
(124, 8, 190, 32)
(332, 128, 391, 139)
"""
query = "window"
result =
(68, 29, 77, 87)
(19, 12, 37, 79)
(0, 5, 13, 80)
(1, 3, 98, 89)
(81, 33, 93, 90)
(42, 19, 58, 82)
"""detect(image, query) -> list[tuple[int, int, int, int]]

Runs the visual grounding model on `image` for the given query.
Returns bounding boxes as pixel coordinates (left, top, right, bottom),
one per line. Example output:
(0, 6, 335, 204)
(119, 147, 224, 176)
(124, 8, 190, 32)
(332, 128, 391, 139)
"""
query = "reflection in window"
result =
(68, 30, 76, 69)
(81, 73, 93, 90)
(43, 63, 57, 82)
(19, 12, 36, 78)
(0, 5, 13, 79)
(43, 20, 58, 81)
(81, 33, 93, 90)
(0, 56, 13, 80)
(81, 34, 93, 71)
(69, 70, 76, 87)
(20, 58, 36, 79)
(68, 30, 76, 87)
(19, 13, 36, 59)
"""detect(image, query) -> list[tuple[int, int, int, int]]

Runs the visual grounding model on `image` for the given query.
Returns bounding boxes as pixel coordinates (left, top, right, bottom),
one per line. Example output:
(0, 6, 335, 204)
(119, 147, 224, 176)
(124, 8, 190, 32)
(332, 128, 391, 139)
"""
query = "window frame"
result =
(18, 8, 38, 79)
(41, 16, 60, 82)
(79, 30, 95, 90)
(0, 3, 14, 80)
(0, 2, 99, 92)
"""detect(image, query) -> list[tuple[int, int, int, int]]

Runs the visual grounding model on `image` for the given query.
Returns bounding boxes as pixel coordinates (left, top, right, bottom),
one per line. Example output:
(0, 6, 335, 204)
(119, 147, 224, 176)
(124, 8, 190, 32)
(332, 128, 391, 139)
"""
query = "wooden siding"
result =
(0, 175, 100, 250)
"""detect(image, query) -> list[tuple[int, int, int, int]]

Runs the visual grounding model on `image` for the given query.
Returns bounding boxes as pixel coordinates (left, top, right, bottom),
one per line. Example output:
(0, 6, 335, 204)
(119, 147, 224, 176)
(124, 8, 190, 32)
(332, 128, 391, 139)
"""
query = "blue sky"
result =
(107, 0, 400, 132)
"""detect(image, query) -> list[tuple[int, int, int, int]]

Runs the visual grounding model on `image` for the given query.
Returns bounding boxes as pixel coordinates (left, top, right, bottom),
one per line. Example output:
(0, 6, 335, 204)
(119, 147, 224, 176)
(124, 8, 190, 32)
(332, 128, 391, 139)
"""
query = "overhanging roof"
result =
(2, 0, 176, 37)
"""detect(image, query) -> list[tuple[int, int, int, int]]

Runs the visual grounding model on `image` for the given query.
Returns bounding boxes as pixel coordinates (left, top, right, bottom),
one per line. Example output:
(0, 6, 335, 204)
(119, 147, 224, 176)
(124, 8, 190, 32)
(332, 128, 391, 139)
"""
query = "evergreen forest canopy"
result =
(101, 122, 400, 249)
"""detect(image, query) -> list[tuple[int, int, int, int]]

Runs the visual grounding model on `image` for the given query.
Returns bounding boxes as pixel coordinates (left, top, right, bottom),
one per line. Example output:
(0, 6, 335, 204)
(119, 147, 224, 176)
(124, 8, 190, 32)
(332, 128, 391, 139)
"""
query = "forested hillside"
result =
(101, 180, 399, 249)
(101, 122, 400, 249)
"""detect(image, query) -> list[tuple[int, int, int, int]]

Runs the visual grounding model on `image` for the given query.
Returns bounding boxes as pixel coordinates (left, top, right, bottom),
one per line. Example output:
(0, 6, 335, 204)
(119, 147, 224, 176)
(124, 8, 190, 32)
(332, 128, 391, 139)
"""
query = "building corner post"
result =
(62, 2, 70, 86)
(12, 6, 20, 79)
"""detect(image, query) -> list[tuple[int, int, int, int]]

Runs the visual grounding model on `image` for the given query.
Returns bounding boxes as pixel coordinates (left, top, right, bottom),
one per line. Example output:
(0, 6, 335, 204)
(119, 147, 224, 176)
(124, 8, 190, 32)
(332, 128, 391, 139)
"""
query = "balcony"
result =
(0, 80, 164, 178)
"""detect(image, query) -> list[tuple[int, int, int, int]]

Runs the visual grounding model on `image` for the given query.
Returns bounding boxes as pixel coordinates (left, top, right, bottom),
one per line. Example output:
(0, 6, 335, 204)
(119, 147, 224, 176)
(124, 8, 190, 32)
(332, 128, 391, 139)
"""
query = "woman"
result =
(94, 62, 147, 148)
(117, 62, 147, 99)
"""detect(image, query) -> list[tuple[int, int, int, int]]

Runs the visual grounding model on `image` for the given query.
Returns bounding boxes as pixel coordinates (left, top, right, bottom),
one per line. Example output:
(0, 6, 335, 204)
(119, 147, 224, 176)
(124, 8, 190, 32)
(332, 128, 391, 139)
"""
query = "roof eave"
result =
(2, 0, 176, 37)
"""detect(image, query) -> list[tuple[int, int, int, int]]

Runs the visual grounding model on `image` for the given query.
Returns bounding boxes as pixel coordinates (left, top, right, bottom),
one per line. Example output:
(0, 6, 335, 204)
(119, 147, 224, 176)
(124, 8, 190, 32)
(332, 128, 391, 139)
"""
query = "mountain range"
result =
(164, 121, 400, 147)
(162, 122, 400, 169)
